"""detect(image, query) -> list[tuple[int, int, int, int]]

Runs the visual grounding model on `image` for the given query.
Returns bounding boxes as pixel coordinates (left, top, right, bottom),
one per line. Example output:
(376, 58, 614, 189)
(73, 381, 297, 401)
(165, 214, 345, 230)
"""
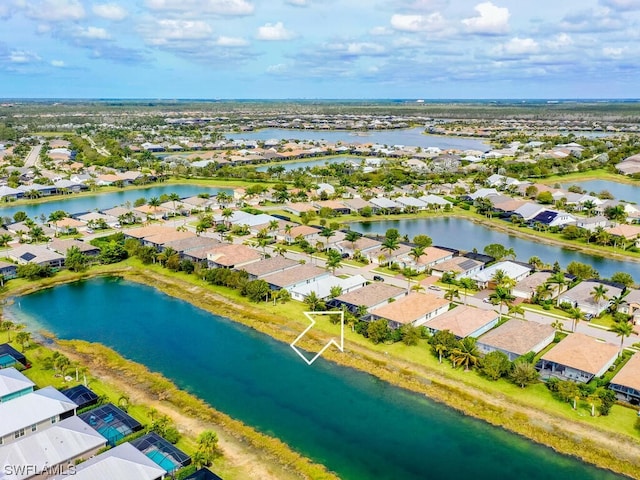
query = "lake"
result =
(8, 277, 624, 480)
(559, 179, 640, 203)
(226, 127, 489, 151)
(351, 217, 639, 282)
(255, 156, 359, 172)
(0, 185, 231, 221)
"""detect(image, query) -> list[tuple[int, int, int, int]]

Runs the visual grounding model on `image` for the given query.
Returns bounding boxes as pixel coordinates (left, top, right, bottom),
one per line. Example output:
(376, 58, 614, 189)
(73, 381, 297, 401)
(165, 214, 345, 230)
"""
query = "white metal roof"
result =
(0, 368, 34, 400)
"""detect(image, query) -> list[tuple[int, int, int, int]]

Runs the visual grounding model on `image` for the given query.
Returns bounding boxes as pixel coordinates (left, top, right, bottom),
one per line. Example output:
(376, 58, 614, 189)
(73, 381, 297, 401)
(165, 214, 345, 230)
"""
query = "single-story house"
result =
(0, 416, 106, 479)
(326, 282, 406, 314)
(283, 225, 321, 245)
(431, 256, 484, 279)
(557, 280, 624, 317)
(609, 353, 640, 404)
(537, 333, 618, 383)
(467, 261, 532, 289)
(241, 256, 300, 280)
(162, 236, 220, 260)
(342, 197, 372, 213)
(369, 197, 402, 213)
(0, 185, 23, 201)
(395, 196, 428, 211)
(0, 368, 35, 403)
(512, 271, 553, 300)
(48, 239, 101, 257)
(283, 202, 318, 216)
(618, 289, 640, 324)
(425, 305, 500, 339)
(476, 319, 555, 361)
(290, 274, 367, 301)
(263, 264, 329, 292)
(399, 246, 454, 272)
(313, 200, 351, 215)
(418, 194, 452, 209)
(370, 292, 450, 329)
(51, 217, 87, 234)
(50, 442, 167, 480)
(335, 236, 381, 257)
(0, 261, 18, 280)
(7, 245, 65, 268)
(206, 244, 262, 269)
(0, 344, 28, 369)
(0, 387, 77, 446)
(530, 210, 577, 228)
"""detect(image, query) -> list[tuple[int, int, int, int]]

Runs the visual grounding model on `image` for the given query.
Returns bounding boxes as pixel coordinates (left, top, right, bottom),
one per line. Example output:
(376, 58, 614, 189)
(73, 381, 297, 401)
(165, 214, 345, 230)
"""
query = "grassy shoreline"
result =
(5, 264, 639, 478)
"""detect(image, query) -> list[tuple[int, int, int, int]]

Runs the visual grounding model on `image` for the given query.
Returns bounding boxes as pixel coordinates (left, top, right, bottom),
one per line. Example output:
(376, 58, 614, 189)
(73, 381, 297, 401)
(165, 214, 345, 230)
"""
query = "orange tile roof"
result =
(372, 292, 450, 325)
(426, 305, 499, 337)
(542, 333, 618, 375)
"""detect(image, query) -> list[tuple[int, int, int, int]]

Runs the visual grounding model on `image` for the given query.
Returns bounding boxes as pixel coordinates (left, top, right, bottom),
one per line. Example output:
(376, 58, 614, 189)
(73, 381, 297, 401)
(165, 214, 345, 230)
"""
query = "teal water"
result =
(559, 180, 639, 203)
(0, 185, 231, 221)
(9, 277, 624, 480)
(351, 217, 638, 282)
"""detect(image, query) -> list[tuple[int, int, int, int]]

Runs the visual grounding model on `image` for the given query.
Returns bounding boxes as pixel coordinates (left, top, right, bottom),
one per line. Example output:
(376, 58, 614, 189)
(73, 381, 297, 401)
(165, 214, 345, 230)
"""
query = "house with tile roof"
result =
(538, 333, 618, 383)
(370, 292, 450, 329)
(425, 305, 500, 339)
(609, 353, 640, 403)
(477, 319, 555, 361)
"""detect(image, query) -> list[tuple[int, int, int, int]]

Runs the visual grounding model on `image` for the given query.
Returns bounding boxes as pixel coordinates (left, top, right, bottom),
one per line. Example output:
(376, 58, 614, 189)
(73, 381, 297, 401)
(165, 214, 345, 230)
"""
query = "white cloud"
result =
(50, 59, 65, 67)
(462, 2, 510, 35)
(215, 36, 249, 47)
(145, 0, 254, 16)
(93, 3, 128, 21)
(9, 50, 41, 63)
(267, 63, 288, 74)
(497, 37, 539, 55)
(345, 42, 385, 55)
(22, 0, 85, 21)
(603, 46, 625, 57)
(546, 33, 573, 50)
(144, 20, 214, 45)
(285, 0, 309, 5)
(256, 22, 295, 41)
(75, 26, 111, 40)
(390, 13, 446, 32)
(370, 26, 393, 36)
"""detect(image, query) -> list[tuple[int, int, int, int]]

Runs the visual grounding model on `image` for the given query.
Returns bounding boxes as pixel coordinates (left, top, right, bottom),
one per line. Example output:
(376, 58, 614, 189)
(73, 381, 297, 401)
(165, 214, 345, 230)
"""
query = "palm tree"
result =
(547, 272, 566, 304)
(148, 197, 161, 207)
(304, 291, 325, 311)
(325, 249, 342, 275)
(221, 208, 234, 228)
(527, 256, 544, 272)
(609, 294, 627, 314)
(611, 320, 634, 356)
(434, 343, 447, 364)
(451, 337, 480, 371)
(1, 320, 15, 341)
(216, 191, 232, 208)
(320, 227, 336, 249)
(551, 319, 564, 332)
(489, 286, 515, 316)
(569, 307, 585, 332)
(492, 269, 516, 290)
(591, 284, 609, 316)
(444, 288, 460, 303)
(535, 282, 554, 302)
(345, 230, 360, 252)
(401, 267, 419, 293)
(0, 233, 13, 247)
(459, 277, 476, 305)
(508, 304, 525, 319)
(381, 236, 399, 266)
(409, 246, 425, 267)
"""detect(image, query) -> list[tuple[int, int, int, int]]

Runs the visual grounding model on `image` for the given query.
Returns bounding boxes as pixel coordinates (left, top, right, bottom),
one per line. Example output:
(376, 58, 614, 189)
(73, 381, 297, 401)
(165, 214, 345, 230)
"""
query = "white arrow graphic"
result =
(290, 311, 344, 365)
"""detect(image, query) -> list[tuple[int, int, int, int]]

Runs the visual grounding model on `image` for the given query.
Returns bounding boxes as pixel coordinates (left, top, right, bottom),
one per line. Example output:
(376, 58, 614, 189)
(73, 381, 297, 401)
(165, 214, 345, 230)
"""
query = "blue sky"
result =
(1, 0, 639, 99)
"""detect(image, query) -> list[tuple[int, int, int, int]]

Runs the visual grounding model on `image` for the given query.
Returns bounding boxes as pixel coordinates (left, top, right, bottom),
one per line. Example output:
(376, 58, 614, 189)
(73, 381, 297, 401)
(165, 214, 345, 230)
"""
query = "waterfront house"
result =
(342, 197, 372, 213)
(431, 256, 484, 279)
(0, 387, 77, 446)
(0, 344, 28, 369)
(79, 403, 143, 446)
(135, 204, 169, 221)
(206, 244, 261, 269)
(395, 196, 428, 212)
(313, 200, 351, 215)
(0, 261, 18, 280)
(557, 280, 624, 317)
(398, 246, 454, 272)
(418, 194, 452, 209)
(609, 353, 640, 404)
(467, 261, 532, 290)
(50, 442, 167, 480)
(476, 319, 555, 361)
(0, 185, 23, 201)
(241, 256, 300, 280)
(529, 210, 577, 228)
(51, 216, 87, 234)
(60, 384, 100, 410)
(370, 292, 450, 329)
(574, 215, 609, 232)
(75, 211, 119, 228)
(290, 274, 367, 301)
(263, 264, 329, 292)
(0, 368, 35, 403)
(369, 197, 402, 214)
(0, 416, 106, 479)
(605, 224, 640, 247)
(512, 271, 553, 300)
(284, 202, 318, 217)
(618, 289, 640, 324)
(425, 305, 500, 339)
(48, 239, 101, 257)
(326, 282, 406, 315)
(335, 236, 381, 257)
(131, 432, 191, 474)
(283, 225, 321, 245)
(162, 236, 220, 261)
(7, 244, 65, 268)
(616, 153, 640, 176)
(513, 203, 547, 222)
(142, 230, 196, 249)
(538, 333, 618, 383)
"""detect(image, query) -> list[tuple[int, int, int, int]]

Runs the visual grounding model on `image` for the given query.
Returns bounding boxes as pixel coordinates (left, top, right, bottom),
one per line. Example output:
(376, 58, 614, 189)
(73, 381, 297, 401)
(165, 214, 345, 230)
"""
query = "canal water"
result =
(351, 217, 639, 282)
(0, 185, 231, 221)
(8, 277, 624, 480)
(559, 180, 639, 203)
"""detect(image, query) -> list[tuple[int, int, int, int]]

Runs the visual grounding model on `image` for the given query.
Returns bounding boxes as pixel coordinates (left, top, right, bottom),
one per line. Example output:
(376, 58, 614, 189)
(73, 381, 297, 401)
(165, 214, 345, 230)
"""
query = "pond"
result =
(0, 184, 232, 221)
(559, 179, 640, 203)
(351, 216, 638, 282)
(7, 277, 623, 480)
